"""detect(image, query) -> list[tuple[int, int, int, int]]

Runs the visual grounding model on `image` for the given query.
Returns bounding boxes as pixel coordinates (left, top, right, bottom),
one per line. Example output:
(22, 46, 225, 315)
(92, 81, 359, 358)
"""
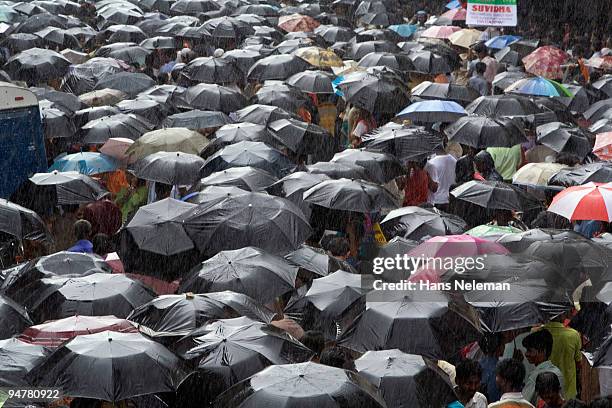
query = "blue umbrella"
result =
(49, 152, 119, 175)
(484, 35, 521, 50)
(388, 24, 418, 38)
(445, 0, 461, 9)
(395, 100, 466, 123)
(332, 75, 345, 97)
(505, 77, 572, 97)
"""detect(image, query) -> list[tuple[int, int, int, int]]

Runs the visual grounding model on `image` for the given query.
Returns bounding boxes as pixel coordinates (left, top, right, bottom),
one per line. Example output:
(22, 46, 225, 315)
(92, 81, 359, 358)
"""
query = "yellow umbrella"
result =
(294, 46, 343, 68)
(448, 29, 483, 49)
(512, 162, 567, 186)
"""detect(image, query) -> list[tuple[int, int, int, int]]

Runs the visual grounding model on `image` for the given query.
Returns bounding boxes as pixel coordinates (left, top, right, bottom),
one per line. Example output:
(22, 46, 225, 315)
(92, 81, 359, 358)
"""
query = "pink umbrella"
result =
(437, 7, 466, 25)
(408, 234, 509, 258)
(99, 137, 134, 163)
(593, 132, 612, 160)
(420, 25, 461, 39)
(522, 46, 570, 80)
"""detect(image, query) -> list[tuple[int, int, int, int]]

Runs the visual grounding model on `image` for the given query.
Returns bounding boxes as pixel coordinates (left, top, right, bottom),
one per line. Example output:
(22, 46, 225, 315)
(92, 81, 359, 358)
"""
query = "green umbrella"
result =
(465, 225, 520, 240)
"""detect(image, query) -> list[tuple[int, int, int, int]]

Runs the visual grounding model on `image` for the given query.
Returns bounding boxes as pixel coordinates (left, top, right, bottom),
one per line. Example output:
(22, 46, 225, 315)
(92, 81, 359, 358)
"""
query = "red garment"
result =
(83, 199, 122, 236)
(474, 172, 485, 181)
(403, 168, 429, 206)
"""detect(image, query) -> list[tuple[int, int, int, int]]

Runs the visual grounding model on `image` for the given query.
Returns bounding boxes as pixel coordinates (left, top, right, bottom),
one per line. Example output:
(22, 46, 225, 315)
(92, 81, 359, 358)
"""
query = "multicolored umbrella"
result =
(505, 76, 572, 97)
(278, 13, 320, 32)
(522, 46, 570, 79)
(548, 182, 612, 222)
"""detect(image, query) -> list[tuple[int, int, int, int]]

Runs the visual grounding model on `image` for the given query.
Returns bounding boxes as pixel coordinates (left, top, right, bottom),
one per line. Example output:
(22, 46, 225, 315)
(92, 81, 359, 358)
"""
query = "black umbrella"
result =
(275, 38, 316, 54)
(314, 25, 353, 44)
(0, 338, 49, 387)
(98, 6, 144, 28)
(183, 192, 311, 256)
(346, 40, 400, 60)
(193, 167, 278, 192)
(494, 46, 520, 65)
(33, 88, 83, 114)
(181, 56, 243, 85)
(592, 75, 612, 99)
(408, 50, 452, 74)
(548, 162, 612, 187)
(590, 118, 612, 134)
(134, 151, 205, 186)
(451, 180, 541, 211)
(94, 72, 155, 98)
(170, 0, 219, 15)
(381, 206, 467, 241)
(303, 178, 398, 213)
(34, 27, 79, 49)
(287, 70, 334, 93)
(116, 99, 168, 127)
(12, 3, 47, 17)
(184, 186, 250, 205)
(23, 273, 156, 323)
(201, 16, 255, 42)
(0, 200, 50, 242)
(104, 24, 148, 43)
(222, 49, 263, 75)
(355, 349, 456, 408)
(164, 110, 232, 130)
(201, 123, 275, 157)
(267, 171, 330, 218)
(213, 362, 386, 408)
(0, 294, 32, 340)
(4, 48, 70, 82)
(330, 149, 404, 184)
(247, 54, 312, 81)
(2, 33, 41, 53)
(26, 330, 190, 402)
(337, 70, 410, 114)
(96, 42, 139, 58)
(139, 84, 186, 104)
(107, 45, 152, 66)
(465, 279, 572, 332)
(178, 246, 297, 303)
(357, 52, 415, 72)
(361, 126, 442, 163)
(268, 118, 330, 154)
(561, 84, 593, 113)
(496, 229, 585, 253)
(584, 98, 612, 122)
(445, 116, 527, 148)
(492, 71, 528, 94)
(284, 244, 356, 278)
(465, 94, 541, 117)
(306, 161, 369, 180)
(127, 291, 274, 338)
(339, 290, 481, 359)
(80, 113, 153, 144)
(253, 82, 311, 113)
(233, 4, 279, 17)
(174, 83, 247, 113)
(202, 140, 295, 178)
(536, 122, 593, 159)
(15, 13, 67, 33)
(40, 105, 76, 140)
(410, 81, 480, 106)
(176, 317, 313, 407)
(232, 104, 299, 125)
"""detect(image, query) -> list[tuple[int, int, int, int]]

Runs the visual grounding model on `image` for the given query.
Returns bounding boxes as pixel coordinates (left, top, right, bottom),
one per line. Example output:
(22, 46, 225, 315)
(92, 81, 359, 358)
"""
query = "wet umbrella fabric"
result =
(213, 362, 386, 408)
(0, 294, 32, 340)
(303, 178, 398, 213)
(80, 113, 153, 144)
(0, 200, 50, 241)
(444, 116, 527, 148)
(284, 244, 355, 277)
(410, 81, 480, 106)
(381, 206, 467, 241)
(306, 161, 369, 181)
(193, 167, 278, 192)
(268, 118, 330, 154)
(175, 83, 247, 113)
(127, 291, 274, 338)
(287, 70, 334, 93)
(94, 72, 156, 98)
(536, 122, 592, 159)
(48, 152, 119, 176)
(26, 330, 191, 402)
(134, 151, 205, 186)
(4, 48, 71, 82)
(361, 127, 443, 162)
(548, 163, 612, 188)
(0, 338, 49, 387)
(179, 247, 297, 303)
(182, 192, 311, 255)
(305, 270, 367, 319)
(337, 71, 410, 114)
(247, 54, 312, 81)
(232, 104, 299, 125)
(451, 180, 541, 211)
(330, 149, 404, 184)
(164, 110, 232, 130)
(126, 128, 210, 160)
(465, 94, 541, 117)
(396, 100, 466, 123)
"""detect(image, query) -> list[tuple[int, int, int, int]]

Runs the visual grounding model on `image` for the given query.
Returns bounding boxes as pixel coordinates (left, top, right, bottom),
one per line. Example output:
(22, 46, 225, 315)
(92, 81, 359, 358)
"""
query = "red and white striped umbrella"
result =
(548, 182, 612, 221)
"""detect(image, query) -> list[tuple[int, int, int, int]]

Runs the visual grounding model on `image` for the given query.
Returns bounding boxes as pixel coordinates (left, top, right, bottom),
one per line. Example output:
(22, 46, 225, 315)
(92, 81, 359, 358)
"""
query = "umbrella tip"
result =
(185, 292, 195, 299)
(108, 337, 112, 342)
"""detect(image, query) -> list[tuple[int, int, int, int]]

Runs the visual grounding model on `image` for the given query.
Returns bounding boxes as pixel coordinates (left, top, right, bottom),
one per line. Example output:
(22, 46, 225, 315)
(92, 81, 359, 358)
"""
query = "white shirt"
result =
(466, 392, 488, 408)
(488, 392, 534, 408)
(425, 154, 456, 205)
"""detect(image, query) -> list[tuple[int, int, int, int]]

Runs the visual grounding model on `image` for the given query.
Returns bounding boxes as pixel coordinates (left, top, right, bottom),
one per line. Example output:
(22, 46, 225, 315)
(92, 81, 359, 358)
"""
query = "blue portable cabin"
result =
(0, 82, 47, 198)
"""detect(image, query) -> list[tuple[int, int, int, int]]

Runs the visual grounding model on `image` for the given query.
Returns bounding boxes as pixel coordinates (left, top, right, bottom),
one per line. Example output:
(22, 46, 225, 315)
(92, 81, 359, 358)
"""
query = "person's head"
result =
(328, 237, 350, 260)
(479, 333, 504, 357)
(92, 233, 113, 256)
(522, 329, 554, 366)
(473, 150, 495, 175)
(455, 359, 482, 400)
(74, 219, 92, 241)
(155, 182, 173, 200)
(320, 347, 353, 370)
(495, 358, 525, 393)
(301, 330, 324, 359)
(416, 10, 427, 24)
(535, 372, 563, 406)
(474, 62, 487, 75)
(473, 43, 488, 59)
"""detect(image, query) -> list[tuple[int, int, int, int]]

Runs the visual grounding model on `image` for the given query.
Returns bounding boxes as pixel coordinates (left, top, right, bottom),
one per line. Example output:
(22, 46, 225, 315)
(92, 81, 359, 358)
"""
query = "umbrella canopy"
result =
(247, 54, 312, 81)
(448, 28, 482, 49)
(26, 331, 190, 402)
(361, 126, 443, 163)
(305, 270, 367, 318)
(253, 82, 312, 113)
(451, 180, 541, 211)
(396, 100, 466, 123)
(512, 162, 568, 188)
(284, 244, 355, 277)
(232, 104, 299, 126)
(306, 161, 370, 180)
(286, 70, 335, 93)
(175, 83, 247, 113)
(590, 119, 612, 134)
(492, 71, 529, 93)
(181, 56, 243, 85)
(0, 294, 32, 340)
(594, 132, 612, 161)
(134, 151, 205, 186)
(303, 178, 398, 213)
(79, 89, 128, 107)
(140, 35, 176, 50)
(293, 46, 343, 68)
(445, 116, 526, 148)
(268, 118, 330, 154)
(522, 46, 570, 79)
(40, 105, 76, 139)
(381, 206, 467, 241)
(466, 224, 521, 241)
(2, 33, 41, 53)
(346, 40, 400, 60)
(19, 315, 138, 347)
(407, 235, 509, 259)
(485, 35, 521, 49)
(0, 338, 49, 387)
(337, 70, 410, 114)
(0, 199, 50, 241)
(48, 152, 119, 176)
(357, 52, 415, 72)
(116, 99, 168, 126)
(495, 228, 584, 253)
(410, 81, 480, 106)
(34, 26, 79, 49)
(436, 6, 466, 25)
(419, 25, 460, 39)
(201, 141, 294, 178)
(339, 291, 481, 359)
(179, 247, 297, 303)
(465, 94, 541, 117)
(182, 192, 311, 255)
(193, 167, 278, 192)
(201, 16, 255, 41)
(548, 182, 612, 222)
(94, 72, 156, 98)
(536, 122, 593, 159)
(593, 75, 612, 98)
(355, 350, 456, 408)
(127, 291, 274, 338)
(164, 110, 232, 130)
(213, 362, 386, 408)
(4, 48, 70, 82)
(505, 77, 572, 97)
(330, 149, 404, 184)
(584, 98, 612, 123)
(278, 13, 320, 32)
(80, 113, 152, 144)
(126, 128, 210, 161)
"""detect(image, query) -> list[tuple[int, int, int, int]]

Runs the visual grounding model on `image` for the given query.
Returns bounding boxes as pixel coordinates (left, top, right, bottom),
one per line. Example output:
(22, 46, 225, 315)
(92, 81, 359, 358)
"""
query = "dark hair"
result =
(320, 347, 349, 369)
(455, 359, 482, 382)
(561, 400, 588, 408)
(590, 397, 612, 408)
(92, 233, 113, 255)
(535, 371, 561, 394)
(328, 237, 350, 257)
(474, 150, 495, 173)
(496, 358, 526, 390)
(555, 152, 580, 166)
(522, 329, 554, 359)
(475, 62, 487, 75)
(74, 219, 92, 240)
(155, 182, 173, 199)
(473, 42, 487, 55)
(301, 330, 324, 356)
(479, 333, 503, 355)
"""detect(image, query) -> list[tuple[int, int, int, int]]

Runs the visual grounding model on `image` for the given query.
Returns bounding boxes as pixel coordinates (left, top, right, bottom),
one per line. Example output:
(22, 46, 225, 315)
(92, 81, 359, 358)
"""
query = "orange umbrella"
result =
(522, 46, 570, 80)
(278, 14, 320, 32)
(593, 132, 612, 161)
(420, 25, 461, 39)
